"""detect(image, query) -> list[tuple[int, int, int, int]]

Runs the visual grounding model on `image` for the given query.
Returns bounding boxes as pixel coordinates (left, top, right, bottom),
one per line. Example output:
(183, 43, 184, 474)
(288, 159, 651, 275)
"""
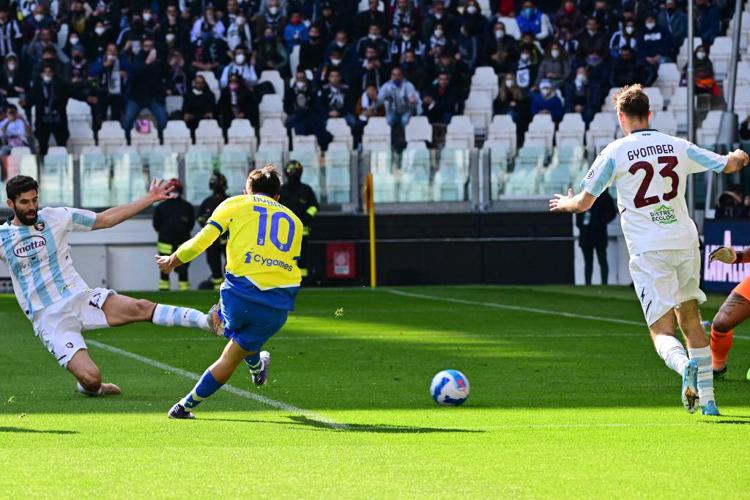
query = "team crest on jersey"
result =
(13, 235, 47, 258)
(650, 205, 678, 225)
(34, 221, 45, 231)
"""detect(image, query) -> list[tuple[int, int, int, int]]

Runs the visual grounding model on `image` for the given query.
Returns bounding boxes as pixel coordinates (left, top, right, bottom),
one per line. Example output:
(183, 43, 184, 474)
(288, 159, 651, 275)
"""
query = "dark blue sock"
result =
(181, 369, 223, 409)
(245, 352, 261, 373)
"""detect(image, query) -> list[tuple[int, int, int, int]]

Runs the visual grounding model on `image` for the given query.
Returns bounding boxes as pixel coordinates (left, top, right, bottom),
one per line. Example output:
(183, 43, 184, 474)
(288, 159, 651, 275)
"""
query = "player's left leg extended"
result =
(675, 300, 719, 416)
(101, 294, 211, 332)
(711, 284, 750, 377)
(168, 340, 252, 419)
(66, 349, 121, 396)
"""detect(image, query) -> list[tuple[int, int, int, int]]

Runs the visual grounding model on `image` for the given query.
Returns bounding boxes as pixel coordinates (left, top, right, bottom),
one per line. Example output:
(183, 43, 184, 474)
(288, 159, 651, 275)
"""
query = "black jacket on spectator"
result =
(153, 197, 196, 247)
(424, 82, 463, 124)
(127, 53, 165, 106)
(299, 40, 326, 71)
(27, 77, 88, 127)
(317, 83, 354, 117)
(355, 9, 388, 39)
(218, 85, 256, 129)
(182, 88, 216, 128)
(576, 190, 616, 247)
(610, 54, 642, 87)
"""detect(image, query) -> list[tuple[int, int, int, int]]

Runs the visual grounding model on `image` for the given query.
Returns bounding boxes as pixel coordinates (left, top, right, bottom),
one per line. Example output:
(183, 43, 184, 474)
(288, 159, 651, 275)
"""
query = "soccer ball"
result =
(430, 370, 470, 406)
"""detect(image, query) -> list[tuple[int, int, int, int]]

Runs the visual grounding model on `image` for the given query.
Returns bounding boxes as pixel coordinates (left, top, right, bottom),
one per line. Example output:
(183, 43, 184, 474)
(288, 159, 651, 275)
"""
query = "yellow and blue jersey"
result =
(175, 194, 303, 310)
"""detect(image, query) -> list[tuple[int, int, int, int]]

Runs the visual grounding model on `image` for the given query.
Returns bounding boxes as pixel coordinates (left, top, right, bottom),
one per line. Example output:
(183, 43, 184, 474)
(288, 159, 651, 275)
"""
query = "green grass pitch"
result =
(2, 285, 750, 498)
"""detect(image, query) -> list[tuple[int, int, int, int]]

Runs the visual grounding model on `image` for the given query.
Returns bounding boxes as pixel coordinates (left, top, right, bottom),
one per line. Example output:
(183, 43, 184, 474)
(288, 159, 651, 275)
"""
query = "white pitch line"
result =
(384, 289, 750, 341)
(87, 339, 348, 430)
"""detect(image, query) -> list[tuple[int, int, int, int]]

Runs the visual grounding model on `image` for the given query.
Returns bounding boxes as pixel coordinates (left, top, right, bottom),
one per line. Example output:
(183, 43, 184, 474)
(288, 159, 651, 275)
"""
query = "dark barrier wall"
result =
(307, 213, 574, 286)
(703, 220, 750, 293)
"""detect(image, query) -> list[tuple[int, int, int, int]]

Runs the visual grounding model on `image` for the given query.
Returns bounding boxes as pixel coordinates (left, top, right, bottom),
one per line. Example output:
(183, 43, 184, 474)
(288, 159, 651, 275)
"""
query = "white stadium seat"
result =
(195, 119, 225, 153)
(163, 120, 192, 154)
(362, 117, 391, 151)
(404, 116, 432, 149)
(259, 118, 288, 152)
(227, 119, 257, 155)
(444, 115, 475, 150)
(326, 117, 353, 149)
(97, 120, 127, 156)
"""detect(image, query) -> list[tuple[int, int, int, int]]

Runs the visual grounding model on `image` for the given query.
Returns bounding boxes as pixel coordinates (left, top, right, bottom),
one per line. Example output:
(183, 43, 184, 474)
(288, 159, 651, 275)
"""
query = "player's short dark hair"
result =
(612, 84, 650, 120)
(248, 166, 281, 197)
(6, 175, 38, 201)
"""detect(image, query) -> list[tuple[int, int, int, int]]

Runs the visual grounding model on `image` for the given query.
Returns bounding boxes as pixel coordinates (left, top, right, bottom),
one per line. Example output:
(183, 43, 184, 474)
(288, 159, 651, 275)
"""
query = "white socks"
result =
(688, 346, 715, 405)
(152, 304, 210, 331)
(654, 335, 689, 376)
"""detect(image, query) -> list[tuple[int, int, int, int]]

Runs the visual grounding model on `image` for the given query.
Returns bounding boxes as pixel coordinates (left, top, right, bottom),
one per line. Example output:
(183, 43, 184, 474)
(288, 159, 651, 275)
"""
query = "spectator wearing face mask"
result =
(356, 24, 390, 64)
(0, 54, 28, 100)
(190, 18, 225, 75)
(390, 0, 420, 38)
(610, 45, 642, 88)
(530, 79, 563, 122)
(516, 1, 552, 42)
(657, 0, 686, 58)
(218, 73, 257, 130)
(226, 11, 253, 53)
(31, 46, 71, 83)
(121, 37, 168, 140)
(85, 20, 115, 61)
(162, 4, 191, 54)
(90, 43, 129, 125)
(563, 67, 601, 124)
(535, 42, 569, 89)
(590, 0, 617, 35)
(21, 3, 53, 44)
(317, 2, 341, 44)
(487, 22, 518, 75)
(299, 25, 325, 71)
(609, 20, 638, 60)
(695, 0, 720, 46)
(638, 14, 672, 86)
(578, 18, 608, 60)
(426, 23, 454, 64)
(69, 46, 89, 85)
(459, 1, 486, 42)
(554, 1, 585, 39)
(25, 63, 97, 155)
(256, 27, 290, 78)
(513, 46, 538, 91)
(390, 24, 424, 67)
(253, 0, 286, 43)
(325, 31, 356, 69)
(220, 47, 258, 89)
(376, 66, 421, 131)
(422, 1, 456, 43)
(423, 72, 462, 126)
(284, 10, 308, 51)
(494, 73, 531, 137)
(355, 0, 388, 39)
(182, 75, 216, 135)
(319, 48, 353, 86)
(582, 49, 609, 89)
(681, 45, 719, 97)
(428, 50, 471, 99)
(284, 69, 317, 135)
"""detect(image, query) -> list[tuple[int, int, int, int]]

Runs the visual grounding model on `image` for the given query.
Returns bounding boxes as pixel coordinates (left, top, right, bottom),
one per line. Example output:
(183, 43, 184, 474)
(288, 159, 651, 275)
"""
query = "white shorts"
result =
(32, 288, 115, 368)
(629, 248, 706, 327)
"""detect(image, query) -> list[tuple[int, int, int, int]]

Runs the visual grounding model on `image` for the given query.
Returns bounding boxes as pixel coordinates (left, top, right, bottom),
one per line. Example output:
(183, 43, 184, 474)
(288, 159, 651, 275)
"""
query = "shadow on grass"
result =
(0, 426, 77, 434)
(204, 415, 483, 433)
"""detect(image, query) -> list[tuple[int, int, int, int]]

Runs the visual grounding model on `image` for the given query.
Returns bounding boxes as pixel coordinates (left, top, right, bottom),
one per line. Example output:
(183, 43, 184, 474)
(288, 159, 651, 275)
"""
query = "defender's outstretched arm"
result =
(93, 178, 174, 230)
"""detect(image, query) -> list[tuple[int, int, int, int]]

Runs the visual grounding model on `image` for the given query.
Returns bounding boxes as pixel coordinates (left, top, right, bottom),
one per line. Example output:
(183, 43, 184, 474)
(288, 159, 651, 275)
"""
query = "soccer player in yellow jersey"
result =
(156, 166, 303, 419)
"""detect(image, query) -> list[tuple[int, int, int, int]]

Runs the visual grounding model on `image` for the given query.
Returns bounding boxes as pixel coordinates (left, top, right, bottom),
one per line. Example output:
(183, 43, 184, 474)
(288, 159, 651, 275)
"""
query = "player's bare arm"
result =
(93, 178, 174, 230)
(722, 149, 750, 174)
(548, 188, 598, 213)
(156, 221, 221, 273)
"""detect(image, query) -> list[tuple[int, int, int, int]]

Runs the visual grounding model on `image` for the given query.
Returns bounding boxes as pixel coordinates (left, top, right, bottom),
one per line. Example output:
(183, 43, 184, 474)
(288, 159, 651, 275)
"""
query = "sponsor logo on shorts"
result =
(13, 235, 47, 258)
(650, 205, 677, 225)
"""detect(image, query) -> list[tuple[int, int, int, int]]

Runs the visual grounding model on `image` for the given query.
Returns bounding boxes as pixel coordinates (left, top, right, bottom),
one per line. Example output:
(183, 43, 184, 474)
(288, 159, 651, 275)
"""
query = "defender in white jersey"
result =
(550, 85, 749, 416)
(2, 176, 219, 397)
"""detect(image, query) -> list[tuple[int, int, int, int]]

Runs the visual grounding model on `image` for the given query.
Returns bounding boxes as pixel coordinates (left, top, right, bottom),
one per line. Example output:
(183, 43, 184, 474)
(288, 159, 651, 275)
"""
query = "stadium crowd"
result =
(0, 0, 739, 154)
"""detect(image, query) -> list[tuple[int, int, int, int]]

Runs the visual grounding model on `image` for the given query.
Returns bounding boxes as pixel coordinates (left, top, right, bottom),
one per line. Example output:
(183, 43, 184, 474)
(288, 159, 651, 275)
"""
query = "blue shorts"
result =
(219, 287, 289, 352)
